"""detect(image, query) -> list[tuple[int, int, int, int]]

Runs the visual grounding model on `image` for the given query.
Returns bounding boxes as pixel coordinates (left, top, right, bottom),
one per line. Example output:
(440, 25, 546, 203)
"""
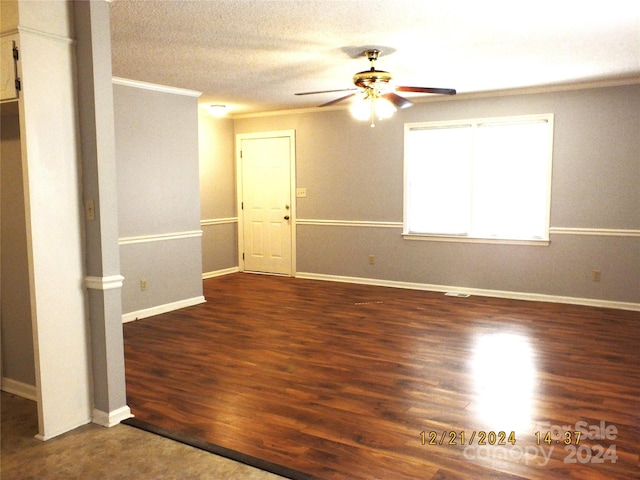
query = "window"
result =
(404, 114, 553, 244)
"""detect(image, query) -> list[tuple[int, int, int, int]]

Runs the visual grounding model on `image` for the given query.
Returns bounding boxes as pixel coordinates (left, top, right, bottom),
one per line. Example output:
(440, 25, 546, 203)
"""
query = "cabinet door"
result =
(1, 36, 18, 102)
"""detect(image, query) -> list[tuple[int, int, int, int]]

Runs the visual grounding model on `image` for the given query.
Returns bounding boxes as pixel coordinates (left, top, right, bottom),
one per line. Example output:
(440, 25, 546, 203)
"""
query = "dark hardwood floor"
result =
(123, 273, 639, 479)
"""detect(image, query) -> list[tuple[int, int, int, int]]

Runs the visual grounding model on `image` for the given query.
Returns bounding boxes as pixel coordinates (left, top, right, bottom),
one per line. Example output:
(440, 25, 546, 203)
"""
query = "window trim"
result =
(403, 114, 554, 245)
(400, 233, 550, 246)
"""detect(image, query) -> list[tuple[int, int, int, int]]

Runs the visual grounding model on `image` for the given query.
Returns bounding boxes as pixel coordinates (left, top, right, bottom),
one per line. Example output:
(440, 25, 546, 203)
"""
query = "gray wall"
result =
(0, 109, 35, 388)
(114, 83, 203, 315)
(233, 84, 640, 304)
(198, 113, 237, 275)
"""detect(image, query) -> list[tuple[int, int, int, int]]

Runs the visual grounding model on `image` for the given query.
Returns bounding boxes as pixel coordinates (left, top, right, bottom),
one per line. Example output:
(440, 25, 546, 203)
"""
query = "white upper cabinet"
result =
(1, 35, 19, 102)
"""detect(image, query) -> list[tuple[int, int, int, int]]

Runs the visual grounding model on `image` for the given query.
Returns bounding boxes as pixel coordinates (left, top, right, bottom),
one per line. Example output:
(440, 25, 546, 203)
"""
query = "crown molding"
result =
(112, 77, 202, 97)
(231, 76, 640, 119)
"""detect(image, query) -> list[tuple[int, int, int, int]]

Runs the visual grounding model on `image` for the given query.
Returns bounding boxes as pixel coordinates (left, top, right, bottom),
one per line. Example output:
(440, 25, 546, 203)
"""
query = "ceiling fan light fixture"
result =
(349, 90, 396, 127)
(373, 95, 396, 120)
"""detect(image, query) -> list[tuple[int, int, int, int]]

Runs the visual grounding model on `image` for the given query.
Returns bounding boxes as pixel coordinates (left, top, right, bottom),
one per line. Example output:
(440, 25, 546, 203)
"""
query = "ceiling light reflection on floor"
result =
(471, 333, 536, 432)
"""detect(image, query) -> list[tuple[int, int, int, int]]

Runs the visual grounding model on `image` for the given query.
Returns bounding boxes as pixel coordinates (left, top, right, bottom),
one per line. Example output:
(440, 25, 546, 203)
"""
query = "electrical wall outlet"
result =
(140, 280, 148, 291)
(592, 270, 601, 282)
(369, 255, 375, 265)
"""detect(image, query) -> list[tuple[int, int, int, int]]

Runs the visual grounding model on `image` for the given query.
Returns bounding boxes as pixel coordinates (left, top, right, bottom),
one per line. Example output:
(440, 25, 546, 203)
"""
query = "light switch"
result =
(85, 199, 95, 221)
(296, 187, 307, 198)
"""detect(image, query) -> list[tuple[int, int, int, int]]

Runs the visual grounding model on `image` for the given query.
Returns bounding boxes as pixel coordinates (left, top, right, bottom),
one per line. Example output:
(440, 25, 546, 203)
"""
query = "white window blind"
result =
(404, 114, 553, 243)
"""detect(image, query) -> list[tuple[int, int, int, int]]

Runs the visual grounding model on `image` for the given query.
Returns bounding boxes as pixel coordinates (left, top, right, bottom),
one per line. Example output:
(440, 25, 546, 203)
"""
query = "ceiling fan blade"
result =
(319, 92, 357, 107)
(295, 88, 358, 96)
(396, 86, 456, 95)
(381, 92, 413, 109)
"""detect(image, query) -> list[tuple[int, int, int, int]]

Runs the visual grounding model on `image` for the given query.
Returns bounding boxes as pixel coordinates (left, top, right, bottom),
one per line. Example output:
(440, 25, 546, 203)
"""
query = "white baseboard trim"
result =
(296, 272, 640, 312)
(203, 266, 239, 279)
(92, 405, 134, 428)
(85, 274, 125, 290)
(122, 296, 206, 323)
(1, 377, 37, 401)
(34, 417, 93, 442)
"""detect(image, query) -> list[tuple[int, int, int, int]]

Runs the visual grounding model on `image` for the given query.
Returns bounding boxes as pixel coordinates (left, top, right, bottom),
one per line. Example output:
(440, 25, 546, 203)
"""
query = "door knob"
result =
(284, 215, 290, 220)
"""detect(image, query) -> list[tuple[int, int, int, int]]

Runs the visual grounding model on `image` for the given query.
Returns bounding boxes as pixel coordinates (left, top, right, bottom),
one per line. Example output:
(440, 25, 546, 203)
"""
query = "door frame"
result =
(236, 130, 296, 276)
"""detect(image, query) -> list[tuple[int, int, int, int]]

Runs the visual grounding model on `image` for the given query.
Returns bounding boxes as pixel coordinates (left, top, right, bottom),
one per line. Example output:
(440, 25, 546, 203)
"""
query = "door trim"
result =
(236, 130, 296, 276)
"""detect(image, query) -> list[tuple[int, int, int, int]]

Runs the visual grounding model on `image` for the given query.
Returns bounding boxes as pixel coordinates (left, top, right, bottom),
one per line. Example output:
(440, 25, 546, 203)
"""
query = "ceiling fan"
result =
(295, 49, 456, 125)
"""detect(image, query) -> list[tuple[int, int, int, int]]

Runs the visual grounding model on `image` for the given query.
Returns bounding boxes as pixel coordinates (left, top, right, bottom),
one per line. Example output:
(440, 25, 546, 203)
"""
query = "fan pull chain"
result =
(370, 96, 376, 127)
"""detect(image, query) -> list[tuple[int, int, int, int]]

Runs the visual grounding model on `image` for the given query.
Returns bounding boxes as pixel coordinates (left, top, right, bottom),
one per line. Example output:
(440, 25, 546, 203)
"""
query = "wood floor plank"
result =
(124, 273, 640, 479)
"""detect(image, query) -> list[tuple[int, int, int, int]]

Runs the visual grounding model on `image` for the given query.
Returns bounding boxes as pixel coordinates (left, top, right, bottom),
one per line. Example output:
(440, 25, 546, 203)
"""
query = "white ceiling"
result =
(109, 0, 640, 115)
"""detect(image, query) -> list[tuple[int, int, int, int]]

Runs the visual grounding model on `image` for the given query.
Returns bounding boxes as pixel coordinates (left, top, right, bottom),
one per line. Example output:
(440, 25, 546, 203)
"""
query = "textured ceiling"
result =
(110, 0, 640, 115)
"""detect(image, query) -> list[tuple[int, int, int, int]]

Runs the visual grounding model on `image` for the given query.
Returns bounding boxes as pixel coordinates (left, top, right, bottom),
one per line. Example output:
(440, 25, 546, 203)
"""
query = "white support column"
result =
(74, 0, 131, 426)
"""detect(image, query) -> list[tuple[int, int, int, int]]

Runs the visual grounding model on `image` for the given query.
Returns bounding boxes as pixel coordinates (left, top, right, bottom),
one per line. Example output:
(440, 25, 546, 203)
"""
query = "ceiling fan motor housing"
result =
(353, 69, 392, 89)
(353, 49, 392, 90)
(294, 47, 455, 107)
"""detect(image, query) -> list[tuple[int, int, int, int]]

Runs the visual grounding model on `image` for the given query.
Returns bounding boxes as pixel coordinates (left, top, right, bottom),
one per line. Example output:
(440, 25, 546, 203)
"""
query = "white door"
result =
(239, 132, 295, 275)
